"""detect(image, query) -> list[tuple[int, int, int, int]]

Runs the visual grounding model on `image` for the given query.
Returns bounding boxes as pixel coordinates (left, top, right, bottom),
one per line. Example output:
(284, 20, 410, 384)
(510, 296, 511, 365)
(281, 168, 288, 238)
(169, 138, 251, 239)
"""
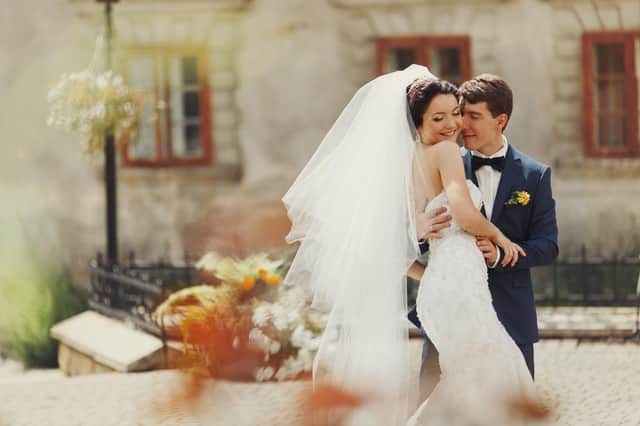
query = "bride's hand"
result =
(494, 233, 526, 267)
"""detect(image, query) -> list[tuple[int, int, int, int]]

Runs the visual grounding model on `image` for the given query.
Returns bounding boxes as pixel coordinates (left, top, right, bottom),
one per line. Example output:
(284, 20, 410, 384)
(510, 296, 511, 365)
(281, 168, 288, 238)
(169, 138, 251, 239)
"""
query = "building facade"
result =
(1, 0, 639, 284)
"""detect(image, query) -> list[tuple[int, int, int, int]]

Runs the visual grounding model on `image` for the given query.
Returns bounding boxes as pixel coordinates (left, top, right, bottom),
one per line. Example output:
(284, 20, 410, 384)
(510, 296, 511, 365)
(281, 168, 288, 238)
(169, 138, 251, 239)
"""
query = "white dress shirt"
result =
(471, 135, 509, 268)
(471, 135, 508, 220)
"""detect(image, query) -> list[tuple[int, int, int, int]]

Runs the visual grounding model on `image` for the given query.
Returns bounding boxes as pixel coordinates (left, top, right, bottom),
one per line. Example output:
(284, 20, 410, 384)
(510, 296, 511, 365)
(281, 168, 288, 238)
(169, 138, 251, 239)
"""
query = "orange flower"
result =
(241, 276, 256, 292)
(264, 273, 282, 286)
(258, 268, 269, 279)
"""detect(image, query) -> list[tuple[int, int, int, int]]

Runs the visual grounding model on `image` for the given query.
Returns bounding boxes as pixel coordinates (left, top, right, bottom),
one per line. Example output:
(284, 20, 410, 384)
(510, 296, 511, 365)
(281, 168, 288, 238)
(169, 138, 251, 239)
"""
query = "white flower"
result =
(274, 365, 291, 382)
(277, 356, 305, 381)
(96, 74, 108, 89)
(291, 325, 312, 349)
(94, 104, 106, 120)
(287, 308, 301, 326)
(274, 355, 304, 381)
(248, 328, 271, 353)
(255, 366, 274, 382)
(307, 310, 328, 329)
(195, 251, 221, 272)
(252, 305, 270, 327)
(305, 336, 321, 351)
(297, 348, 314, 372)
(269, 340, 281, 354)
(270, 304, 288, 331)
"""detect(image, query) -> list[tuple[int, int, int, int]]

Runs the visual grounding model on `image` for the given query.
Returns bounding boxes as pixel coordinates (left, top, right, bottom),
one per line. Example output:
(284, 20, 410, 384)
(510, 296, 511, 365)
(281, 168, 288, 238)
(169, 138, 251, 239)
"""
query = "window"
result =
(123, 46, 213, 166)
(582, 32, 639, 157)
(376, 36, 471, 86)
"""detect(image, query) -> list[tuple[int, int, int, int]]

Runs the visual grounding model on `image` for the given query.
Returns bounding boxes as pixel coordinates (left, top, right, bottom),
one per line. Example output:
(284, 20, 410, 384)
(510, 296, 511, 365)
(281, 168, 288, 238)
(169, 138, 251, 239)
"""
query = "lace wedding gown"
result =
(408, 180, 536, 426)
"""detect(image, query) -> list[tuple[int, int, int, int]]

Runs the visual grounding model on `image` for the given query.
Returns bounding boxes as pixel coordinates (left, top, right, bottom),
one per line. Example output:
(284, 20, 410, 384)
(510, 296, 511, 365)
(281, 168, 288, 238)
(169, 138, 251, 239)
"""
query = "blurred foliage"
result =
(0, 254, 86, 368)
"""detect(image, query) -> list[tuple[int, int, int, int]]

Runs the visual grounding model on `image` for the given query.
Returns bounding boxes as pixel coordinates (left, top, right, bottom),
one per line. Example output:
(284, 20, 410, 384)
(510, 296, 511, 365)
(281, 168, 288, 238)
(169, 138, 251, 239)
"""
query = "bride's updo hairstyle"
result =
(406, 78, 458, 129)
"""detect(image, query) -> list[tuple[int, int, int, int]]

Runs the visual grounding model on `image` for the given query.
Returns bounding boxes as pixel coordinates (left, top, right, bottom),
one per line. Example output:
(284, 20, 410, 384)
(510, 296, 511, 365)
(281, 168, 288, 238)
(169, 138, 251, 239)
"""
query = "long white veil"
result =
(283, 65, 435, 424)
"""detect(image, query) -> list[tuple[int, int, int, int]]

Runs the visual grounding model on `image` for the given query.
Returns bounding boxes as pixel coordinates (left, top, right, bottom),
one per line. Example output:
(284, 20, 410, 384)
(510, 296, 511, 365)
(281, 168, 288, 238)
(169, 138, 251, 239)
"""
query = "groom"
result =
(408, 74, 558, 397)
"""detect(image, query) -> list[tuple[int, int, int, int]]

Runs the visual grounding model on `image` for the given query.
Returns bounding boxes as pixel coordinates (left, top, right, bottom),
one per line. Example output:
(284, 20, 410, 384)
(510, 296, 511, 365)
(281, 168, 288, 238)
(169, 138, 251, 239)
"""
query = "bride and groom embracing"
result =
(283, 65, 558, 425)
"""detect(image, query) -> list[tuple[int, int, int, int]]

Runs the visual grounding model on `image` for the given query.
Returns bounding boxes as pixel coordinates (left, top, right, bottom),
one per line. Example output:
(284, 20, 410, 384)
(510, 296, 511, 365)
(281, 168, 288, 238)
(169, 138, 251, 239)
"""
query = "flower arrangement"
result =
(47, 70, 141, 154)
(505, 190, 531, 206)
(248, 286, 325, 382)
(153, 251, 326, 382)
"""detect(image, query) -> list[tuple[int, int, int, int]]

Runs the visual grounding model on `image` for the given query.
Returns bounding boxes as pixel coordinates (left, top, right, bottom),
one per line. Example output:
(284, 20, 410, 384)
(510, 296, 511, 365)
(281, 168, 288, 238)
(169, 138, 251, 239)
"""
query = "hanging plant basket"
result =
(47, 69, 142, 155)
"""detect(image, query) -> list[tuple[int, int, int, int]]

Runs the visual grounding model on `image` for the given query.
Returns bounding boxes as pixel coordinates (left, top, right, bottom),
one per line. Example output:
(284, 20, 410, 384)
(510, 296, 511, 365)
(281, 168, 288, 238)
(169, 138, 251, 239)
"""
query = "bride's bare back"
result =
(412, 138, 525, 269)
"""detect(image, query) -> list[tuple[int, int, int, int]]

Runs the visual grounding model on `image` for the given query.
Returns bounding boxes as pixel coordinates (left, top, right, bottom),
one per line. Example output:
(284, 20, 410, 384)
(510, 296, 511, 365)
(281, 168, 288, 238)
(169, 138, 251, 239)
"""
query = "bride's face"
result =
(418, 94, 462, 145)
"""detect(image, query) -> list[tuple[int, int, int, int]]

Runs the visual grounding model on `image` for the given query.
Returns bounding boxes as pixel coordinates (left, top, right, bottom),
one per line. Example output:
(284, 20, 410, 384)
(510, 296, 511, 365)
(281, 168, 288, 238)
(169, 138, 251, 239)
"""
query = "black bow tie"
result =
(471, 155, 506, 172)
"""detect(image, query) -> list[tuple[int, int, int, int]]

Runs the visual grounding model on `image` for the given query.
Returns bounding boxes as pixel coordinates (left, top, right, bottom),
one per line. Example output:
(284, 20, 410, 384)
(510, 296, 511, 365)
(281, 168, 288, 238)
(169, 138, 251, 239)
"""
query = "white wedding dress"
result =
(408, 180, 536, 426)
(283, 65, 540, 426)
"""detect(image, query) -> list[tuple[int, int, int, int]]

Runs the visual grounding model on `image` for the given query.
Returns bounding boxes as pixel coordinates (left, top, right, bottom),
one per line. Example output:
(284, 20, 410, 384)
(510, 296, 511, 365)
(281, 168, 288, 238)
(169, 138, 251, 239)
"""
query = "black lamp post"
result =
(98, 0, 119, 267)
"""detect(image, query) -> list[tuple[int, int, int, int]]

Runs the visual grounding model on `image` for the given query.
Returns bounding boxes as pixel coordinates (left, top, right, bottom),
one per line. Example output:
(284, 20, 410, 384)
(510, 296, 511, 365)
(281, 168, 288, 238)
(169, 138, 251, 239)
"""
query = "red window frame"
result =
(375, 35, 472, 84)
(122, 45, 213, 167)
(582, 32, 639, 158)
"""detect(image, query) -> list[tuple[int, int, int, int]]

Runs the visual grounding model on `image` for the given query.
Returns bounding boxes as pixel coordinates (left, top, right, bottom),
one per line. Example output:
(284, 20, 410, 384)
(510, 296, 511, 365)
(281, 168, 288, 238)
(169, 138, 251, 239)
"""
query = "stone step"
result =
(51, 311, 164, 376)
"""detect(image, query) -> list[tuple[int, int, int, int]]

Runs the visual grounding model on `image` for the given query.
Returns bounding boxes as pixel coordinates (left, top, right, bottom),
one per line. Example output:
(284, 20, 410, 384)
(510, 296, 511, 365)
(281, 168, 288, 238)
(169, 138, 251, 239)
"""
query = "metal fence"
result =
(90, 249, 640, 342)
(407, 250, 640, 309)
(88, 252, 197, 336)
(533, 250, 640, 307)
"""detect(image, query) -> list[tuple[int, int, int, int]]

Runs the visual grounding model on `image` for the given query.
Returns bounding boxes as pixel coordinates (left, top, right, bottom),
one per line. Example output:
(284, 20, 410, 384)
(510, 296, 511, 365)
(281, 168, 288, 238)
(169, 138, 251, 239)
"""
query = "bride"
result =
(282, 65, 537, 425)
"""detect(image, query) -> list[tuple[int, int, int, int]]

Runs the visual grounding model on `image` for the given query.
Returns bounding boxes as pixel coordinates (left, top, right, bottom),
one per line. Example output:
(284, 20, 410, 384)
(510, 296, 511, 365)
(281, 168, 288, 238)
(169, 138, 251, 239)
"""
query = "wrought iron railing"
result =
(533, 250, 640, 307)
(88, 252, 197, 336)
(90, 249, 639, 341)
(407, 250, 640, 308)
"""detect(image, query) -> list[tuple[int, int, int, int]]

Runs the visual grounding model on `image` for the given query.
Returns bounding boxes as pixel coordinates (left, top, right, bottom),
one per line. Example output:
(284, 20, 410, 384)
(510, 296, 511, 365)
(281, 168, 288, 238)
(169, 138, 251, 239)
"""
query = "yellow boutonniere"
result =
(505, 190, 530, 206)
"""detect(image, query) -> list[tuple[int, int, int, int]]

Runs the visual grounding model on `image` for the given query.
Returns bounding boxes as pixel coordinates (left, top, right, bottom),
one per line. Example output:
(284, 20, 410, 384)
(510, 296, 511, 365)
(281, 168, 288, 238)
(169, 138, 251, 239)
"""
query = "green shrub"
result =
(0, 258, 85, 368)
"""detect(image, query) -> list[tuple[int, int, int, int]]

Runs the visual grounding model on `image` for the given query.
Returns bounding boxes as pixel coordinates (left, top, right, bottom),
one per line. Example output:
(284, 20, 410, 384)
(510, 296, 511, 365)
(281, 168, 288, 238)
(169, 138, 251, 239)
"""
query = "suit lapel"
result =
(462, 149, 478, 186)
(463, 149, 486, 217)
(491, 145, 519, 223)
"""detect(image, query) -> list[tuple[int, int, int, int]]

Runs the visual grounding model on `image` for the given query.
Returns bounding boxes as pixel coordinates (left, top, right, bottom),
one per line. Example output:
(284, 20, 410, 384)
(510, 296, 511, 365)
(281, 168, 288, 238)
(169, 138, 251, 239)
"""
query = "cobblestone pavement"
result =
(1, 339, 639, 425)
(535, 339, 640, 426)
(537, 307, 638, 337)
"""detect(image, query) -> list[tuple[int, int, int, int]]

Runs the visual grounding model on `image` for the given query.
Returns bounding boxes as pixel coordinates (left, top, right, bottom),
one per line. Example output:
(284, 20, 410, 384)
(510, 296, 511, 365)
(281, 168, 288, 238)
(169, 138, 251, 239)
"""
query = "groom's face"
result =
(461, 101, 506, 152)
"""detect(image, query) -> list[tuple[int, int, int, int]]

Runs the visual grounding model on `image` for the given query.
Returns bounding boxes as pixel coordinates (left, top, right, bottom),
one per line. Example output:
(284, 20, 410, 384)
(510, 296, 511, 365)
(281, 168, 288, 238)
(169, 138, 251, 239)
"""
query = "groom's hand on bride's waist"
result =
(417, 206, 451, 242)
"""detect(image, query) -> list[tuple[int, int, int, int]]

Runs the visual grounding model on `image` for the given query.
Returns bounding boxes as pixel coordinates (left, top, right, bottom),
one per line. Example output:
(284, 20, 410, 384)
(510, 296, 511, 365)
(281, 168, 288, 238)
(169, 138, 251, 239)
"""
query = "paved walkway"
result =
(1, 339, 639, 425)
(537, 306, 638, 338)
(408, 306, 639, 338)
(536, 339, 640, 425)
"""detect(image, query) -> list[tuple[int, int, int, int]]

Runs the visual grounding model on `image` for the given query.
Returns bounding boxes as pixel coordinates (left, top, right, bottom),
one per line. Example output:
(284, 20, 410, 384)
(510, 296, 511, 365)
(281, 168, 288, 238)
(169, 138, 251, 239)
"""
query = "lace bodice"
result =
(410, 180, 536, 426)
(424, 179, 483, 242)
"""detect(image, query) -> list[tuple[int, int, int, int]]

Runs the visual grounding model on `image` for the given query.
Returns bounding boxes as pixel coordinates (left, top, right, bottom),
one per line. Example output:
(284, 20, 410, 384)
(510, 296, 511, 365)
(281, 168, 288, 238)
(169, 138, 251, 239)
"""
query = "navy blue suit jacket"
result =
(408, 145, 559, 344)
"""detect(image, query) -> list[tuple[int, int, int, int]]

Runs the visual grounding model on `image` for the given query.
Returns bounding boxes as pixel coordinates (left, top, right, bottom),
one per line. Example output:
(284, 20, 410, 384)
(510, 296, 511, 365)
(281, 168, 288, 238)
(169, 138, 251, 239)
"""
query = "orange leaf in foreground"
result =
(507, 394, 552, 420)
(303, 382, 367, 426)
(305, 382, 365, 411)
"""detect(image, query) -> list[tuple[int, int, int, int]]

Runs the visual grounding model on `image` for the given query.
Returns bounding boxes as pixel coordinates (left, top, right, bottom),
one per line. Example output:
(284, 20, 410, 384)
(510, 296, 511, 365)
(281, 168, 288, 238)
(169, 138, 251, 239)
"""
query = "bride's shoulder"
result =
(431, 140, 462, 159)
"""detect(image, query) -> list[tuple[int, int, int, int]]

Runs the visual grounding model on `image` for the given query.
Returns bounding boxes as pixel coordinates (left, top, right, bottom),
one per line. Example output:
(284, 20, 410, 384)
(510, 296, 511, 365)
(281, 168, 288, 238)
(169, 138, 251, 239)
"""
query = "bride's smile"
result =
(413, 91, 462, 145)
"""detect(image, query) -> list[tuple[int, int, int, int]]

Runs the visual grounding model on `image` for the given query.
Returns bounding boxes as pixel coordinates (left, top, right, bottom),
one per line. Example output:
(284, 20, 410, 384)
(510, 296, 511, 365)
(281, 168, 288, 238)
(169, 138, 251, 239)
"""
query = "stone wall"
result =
(549, 0, 640, 177)
(331, 0, 640, 257)
(2, 0, 639, 290)
(548, 0, 640, 256)
(333, 0, 555, 161)
(65, 1, 253, 268)
(237, 0, 354, 196)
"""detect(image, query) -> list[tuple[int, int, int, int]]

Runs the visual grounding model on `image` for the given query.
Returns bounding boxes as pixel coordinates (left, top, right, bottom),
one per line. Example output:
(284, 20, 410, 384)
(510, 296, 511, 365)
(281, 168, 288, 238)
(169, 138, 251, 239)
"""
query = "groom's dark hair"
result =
(458, 74, 513, 131)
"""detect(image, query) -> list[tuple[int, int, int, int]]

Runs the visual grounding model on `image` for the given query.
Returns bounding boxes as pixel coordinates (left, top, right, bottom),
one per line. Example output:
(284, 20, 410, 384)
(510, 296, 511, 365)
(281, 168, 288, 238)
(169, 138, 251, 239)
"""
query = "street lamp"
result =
(97, 0, 119, 267)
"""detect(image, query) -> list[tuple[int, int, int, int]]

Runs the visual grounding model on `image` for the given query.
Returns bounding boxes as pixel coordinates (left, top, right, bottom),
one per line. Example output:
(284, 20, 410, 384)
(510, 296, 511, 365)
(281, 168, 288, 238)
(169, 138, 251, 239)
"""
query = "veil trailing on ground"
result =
(282, 65, 436, 423)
